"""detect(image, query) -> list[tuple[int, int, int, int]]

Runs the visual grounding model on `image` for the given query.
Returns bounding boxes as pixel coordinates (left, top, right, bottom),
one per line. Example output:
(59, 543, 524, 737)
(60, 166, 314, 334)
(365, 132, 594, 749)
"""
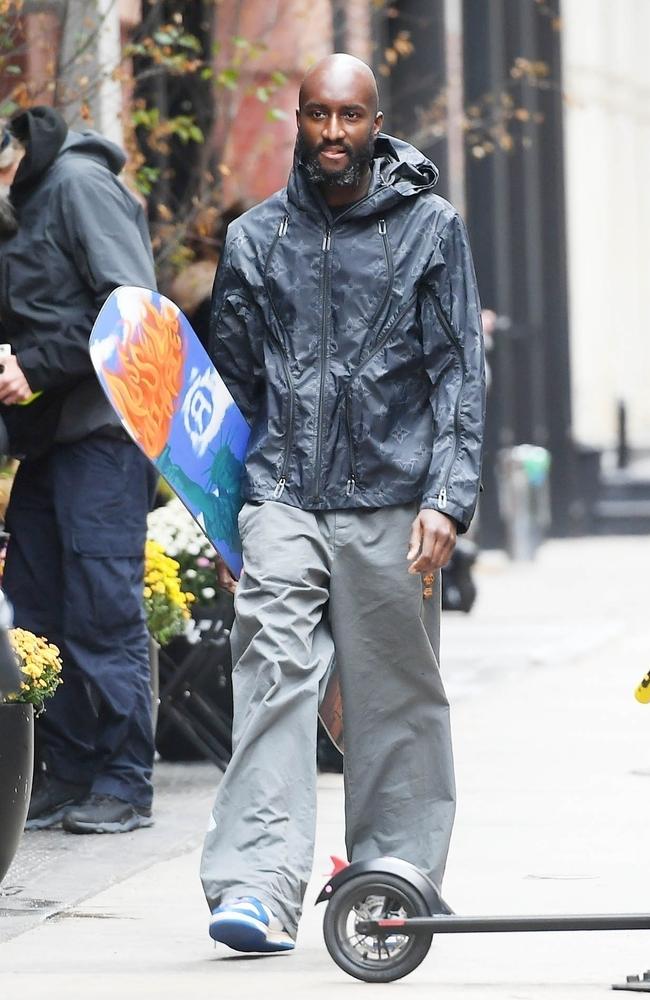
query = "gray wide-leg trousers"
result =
(200, 500, 456, 937)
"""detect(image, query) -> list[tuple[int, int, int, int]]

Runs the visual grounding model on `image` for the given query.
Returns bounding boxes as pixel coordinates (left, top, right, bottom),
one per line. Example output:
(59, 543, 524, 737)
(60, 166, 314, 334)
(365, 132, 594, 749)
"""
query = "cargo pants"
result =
(3, 435, 157, 808)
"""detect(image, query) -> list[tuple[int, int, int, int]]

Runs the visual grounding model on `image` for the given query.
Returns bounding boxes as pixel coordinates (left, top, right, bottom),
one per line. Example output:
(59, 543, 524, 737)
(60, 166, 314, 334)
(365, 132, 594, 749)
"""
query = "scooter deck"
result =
(358, 912, 650, 935)
(612, 979, 650, 993)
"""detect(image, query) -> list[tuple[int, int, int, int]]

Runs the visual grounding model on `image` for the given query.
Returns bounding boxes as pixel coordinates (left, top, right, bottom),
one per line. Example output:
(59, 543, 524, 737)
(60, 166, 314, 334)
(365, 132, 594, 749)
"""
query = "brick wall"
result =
(215, 0, 375, 205)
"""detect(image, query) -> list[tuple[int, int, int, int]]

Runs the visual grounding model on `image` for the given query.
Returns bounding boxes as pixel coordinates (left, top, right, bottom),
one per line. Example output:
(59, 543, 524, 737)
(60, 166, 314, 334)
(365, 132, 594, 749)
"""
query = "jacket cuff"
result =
(419, 497, 469, 534)
(14, 348, 48, 391)
(16, 346, 93, 392)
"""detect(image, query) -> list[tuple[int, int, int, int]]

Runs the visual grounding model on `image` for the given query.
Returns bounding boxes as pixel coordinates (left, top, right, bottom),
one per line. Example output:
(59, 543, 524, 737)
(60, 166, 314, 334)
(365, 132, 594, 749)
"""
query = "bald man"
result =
(201, 54, 485, 954)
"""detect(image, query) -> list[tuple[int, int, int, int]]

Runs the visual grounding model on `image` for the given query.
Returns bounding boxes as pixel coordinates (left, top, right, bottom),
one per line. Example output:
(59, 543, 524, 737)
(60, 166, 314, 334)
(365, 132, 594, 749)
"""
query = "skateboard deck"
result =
(89, 286, 343, 752)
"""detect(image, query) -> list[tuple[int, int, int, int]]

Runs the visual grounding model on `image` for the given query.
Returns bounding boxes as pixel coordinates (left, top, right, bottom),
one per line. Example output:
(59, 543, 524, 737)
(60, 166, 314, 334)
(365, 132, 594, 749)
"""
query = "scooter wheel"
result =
(323, 871, 433, 983)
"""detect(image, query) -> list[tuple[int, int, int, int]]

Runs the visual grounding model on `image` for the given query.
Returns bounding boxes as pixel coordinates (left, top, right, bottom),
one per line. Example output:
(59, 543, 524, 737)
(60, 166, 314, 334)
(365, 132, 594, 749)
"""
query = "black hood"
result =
(9, 106, 68, 201)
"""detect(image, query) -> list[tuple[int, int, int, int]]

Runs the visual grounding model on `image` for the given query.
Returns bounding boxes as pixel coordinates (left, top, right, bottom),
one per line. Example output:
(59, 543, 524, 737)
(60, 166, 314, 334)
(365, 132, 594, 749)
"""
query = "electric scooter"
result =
(317, 855, 650, 986)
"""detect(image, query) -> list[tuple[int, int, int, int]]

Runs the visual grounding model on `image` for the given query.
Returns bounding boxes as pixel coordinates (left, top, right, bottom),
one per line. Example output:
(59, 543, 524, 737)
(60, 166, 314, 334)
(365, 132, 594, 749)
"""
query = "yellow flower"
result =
(143, 537, 196, 645)
(6, 628, 63, 709)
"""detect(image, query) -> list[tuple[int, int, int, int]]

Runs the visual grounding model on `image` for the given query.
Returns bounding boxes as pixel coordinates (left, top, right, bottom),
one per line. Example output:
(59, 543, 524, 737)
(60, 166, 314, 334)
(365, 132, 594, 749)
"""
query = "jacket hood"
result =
(373, 133, 439, 192)
(58, 128, 126, 175)
(10, 106, 68, 198)
(9, 106, 126, 204)
(288, 132, 439, 221)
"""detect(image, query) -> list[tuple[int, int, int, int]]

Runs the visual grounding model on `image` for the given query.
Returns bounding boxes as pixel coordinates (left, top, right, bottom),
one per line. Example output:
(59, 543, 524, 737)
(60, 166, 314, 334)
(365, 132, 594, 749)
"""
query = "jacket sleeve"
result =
(209, 230, 265, 425)
(418, 212, 486, 532)
(16, 165, 156, 391)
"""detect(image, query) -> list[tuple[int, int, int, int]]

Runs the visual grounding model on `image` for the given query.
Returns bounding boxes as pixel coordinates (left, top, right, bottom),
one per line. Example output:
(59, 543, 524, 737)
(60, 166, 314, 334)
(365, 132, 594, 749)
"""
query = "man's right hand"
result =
(216, 555, 238, 595)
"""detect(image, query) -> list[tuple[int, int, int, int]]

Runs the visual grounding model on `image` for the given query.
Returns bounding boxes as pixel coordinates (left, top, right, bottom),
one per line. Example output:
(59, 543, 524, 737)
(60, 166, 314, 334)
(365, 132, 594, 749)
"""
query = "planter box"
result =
(0, 702, 33, 883)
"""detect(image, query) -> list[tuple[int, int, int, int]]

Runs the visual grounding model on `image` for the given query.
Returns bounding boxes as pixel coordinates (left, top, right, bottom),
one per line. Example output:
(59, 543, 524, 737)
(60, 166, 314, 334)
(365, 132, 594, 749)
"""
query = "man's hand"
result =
(0, 354, 33, 405)
(216, 554, 238, 596)
(407, 508, 457, 575)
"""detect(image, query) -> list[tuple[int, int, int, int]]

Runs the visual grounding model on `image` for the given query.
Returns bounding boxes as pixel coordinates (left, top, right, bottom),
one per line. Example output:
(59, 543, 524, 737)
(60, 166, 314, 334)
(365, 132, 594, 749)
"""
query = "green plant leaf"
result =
(217, 67, 239, 90)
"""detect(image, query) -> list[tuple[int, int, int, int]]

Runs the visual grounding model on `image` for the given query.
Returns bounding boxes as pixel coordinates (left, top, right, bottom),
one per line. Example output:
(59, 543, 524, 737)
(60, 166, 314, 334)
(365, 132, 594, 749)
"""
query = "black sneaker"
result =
(62, 793, 154, 834)
(25, 775, 89, 830)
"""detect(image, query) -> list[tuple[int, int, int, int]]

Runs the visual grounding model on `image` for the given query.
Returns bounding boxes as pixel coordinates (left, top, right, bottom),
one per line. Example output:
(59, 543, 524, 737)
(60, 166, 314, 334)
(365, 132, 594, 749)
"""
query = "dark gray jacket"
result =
(0, 126, 155, 456)
(211, 134, 485, 531)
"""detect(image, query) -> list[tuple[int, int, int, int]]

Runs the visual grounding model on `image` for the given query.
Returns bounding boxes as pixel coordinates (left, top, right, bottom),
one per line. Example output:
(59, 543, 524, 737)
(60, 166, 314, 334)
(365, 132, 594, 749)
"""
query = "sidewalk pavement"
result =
(1, 534, 650, 999)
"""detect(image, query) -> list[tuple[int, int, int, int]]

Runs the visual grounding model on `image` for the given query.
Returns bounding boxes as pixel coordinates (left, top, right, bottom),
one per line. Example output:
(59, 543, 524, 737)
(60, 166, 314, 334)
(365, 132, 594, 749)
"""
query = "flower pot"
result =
(0, 702, 34, 883)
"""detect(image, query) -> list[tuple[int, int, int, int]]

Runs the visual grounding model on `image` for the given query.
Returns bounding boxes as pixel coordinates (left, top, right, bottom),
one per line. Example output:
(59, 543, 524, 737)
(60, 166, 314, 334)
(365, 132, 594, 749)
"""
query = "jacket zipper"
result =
(430, 291, 464, 511)
(348, 292, 418, 385)
(367, 218, 394, 333)
(343, 291, 418, 493)
(344, 394, 358, 495)
(314, 225, 332, 499)
(263, 215, 295, 498)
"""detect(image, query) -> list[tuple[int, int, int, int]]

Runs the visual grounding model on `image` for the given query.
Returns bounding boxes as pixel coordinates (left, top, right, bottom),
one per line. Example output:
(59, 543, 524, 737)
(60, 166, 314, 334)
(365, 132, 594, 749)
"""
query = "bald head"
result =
(299, 54, 379, 117)
(295, 53, 383, 205)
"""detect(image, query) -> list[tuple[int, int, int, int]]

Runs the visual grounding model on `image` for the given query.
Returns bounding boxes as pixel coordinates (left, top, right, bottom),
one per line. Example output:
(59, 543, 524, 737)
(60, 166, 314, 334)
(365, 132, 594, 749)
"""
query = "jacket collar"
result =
(286, 132, 438, 224)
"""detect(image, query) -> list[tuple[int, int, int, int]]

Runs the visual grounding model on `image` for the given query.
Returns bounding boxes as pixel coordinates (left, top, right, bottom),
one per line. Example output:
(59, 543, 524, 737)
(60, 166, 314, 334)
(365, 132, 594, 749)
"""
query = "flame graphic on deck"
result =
(104, 299, 185, 459)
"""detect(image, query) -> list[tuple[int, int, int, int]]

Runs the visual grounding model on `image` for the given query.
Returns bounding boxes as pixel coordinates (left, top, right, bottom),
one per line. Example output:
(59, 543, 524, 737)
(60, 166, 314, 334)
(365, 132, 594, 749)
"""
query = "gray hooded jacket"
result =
(211, 134, 485, 530)
(0, 116, 155, 456)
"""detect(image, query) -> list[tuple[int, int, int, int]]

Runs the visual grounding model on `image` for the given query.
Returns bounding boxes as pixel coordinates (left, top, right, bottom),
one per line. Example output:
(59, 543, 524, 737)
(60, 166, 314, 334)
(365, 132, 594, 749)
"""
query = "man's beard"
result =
(0, 185, 17, 237)
(297, 130, 375, 189)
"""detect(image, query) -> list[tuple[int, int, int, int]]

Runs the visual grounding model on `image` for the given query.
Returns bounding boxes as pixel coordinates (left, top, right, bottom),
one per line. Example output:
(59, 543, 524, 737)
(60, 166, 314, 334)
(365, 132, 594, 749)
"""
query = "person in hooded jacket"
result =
(201, 55, 486, 954)
(0, 106, 158, 834)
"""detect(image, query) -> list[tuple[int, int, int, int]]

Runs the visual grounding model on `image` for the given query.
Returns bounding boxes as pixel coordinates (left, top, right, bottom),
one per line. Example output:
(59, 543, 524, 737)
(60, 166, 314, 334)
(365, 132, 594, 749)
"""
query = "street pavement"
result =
(1, 534, 650, 999)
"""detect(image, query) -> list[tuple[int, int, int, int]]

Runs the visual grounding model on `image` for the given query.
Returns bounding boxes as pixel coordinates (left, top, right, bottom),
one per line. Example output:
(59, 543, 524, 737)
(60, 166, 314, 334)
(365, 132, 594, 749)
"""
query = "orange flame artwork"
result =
(104, 298, 186, 460)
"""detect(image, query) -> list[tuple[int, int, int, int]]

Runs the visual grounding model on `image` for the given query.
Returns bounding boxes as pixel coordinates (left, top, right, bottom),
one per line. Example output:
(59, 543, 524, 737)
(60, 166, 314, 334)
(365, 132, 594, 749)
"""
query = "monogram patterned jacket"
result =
(210, 134, 485, 531)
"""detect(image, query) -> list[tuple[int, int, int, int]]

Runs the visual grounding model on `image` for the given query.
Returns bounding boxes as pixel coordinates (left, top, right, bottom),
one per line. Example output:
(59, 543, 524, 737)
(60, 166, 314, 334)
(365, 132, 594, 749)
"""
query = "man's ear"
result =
(374, 111, 384, 136)
(295, 109, 301, 129)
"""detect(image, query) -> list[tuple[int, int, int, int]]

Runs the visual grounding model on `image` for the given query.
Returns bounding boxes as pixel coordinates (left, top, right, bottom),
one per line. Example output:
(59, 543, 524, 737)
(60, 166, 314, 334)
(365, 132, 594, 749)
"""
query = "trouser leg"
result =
(329, 504, 456, 890)
(4, 456, 98, 787)
(52, 437, 155, 808)
(200, 501, 332, 937)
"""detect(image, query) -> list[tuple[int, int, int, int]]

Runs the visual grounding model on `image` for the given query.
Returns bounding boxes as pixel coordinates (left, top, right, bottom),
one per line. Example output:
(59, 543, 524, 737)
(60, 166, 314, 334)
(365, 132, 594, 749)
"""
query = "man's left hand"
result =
(407, 508, 457, 575)
(216, 554, 238, 595)
(0, 354, 33, 404)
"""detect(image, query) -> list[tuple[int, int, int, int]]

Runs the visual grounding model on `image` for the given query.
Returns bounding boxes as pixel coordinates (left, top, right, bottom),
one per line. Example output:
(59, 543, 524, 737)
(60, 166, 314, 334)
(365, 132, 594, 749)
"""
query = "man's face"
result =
(296, 77, 382, 190)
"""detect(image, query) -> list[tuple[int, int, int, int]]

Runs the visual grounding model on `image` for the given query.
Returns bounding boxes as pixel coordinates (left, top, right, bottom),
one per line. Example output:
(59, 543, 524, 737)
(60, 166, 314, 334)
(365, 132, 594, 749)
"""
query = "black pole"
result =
(617, 399, 629, 470)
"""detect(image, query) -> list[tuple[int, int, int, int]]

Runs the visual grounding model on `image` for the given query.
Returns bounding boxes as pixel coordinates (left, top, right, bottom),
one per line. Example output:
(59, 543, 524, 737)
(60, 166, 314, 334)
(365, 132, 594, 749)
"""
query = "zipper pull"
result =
(273, 477, 286, 499)
(437, 487, 447, 510)
(346, 477, 356, 496)
(322, 229, 331, 252)
(278, 216, 288, 237)
(378, 218, 387, 235)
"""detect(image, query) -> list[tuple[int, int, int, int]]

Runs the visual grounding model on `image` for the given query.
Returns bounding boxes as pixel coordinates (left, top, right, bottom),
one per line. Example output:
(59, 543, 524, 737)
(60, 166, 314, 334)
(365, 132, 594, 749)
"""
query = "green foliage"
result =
(124, 22, 204, 74)
(217, 67, 239, 90)
(134, 164, 161, 196)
